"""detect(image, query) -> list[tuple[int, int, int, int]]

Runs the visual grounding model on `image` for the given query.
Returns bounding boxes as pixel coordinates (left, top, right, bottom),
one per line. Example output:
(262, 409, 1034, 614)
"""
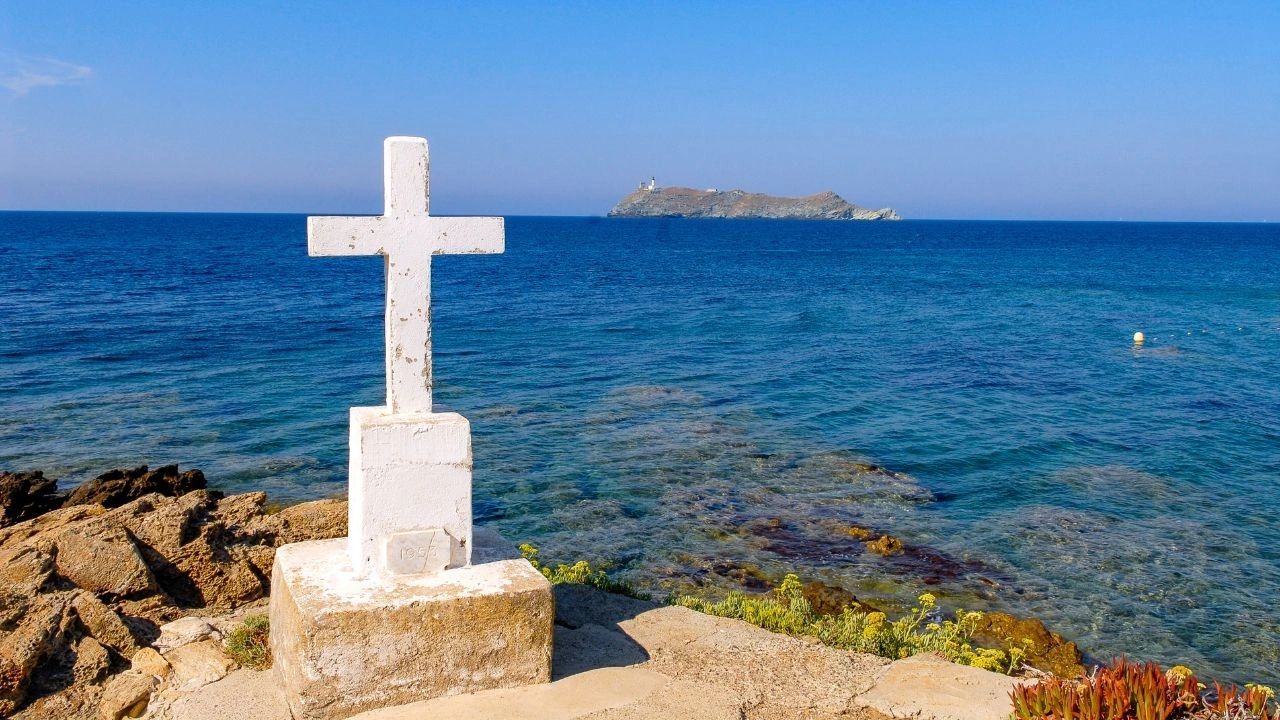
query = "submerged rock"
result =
(734, 515, 1008, 593)
(846, 525, 876, 541)
(970, 611, 1085, 679)
(801, 581, 881, 616)
(670, 552, 774, 590)
(865, 535, 905, 557)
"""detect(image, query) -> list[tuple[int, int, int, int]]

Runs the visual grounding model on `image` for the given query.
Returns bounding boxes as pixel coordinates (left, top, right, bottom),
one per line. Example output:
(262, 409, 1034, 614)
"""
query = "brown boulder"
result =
(128, 648, 169, 680)
(112, 596, 182, 627)
(208, 491, 268, 529)
(0, 505, 105, 552)
(0, 472, 63, 528)
(0, 590, 32, 632)
(69, 593, 140, 659)
(9, 682, 104, 720)
(126, 493, 269, 608)
(117, 491, 214, 557)
(864, 535, 905, 556)
(0, 469, 354, 717)
(71, 637, 110, 686)
(0, 592, 73, 716)
(115, 494, 198, 554)
(970, 611, 1085, 678)
(165, 539, 269, 609)
(95, 671, 156, 720)
(274, 498, 347, 544)
(63, 465, 204, 510)
(51, 523, 157, 598)
(0, 545, 55, 596)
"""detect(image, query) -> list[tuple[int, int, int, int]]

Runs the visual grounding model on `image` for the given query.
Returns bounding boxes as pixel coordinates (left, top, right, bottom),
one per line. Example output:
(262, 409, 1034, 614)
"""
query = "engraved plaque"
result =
(381, 528, 454, 576)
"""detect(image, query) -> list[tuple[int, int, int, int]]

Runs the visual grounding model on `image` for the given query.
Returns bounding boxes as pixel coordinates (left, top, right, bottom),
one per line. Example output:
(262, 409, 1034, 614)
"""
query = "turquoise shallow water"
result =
(2, 212, 1278, 682)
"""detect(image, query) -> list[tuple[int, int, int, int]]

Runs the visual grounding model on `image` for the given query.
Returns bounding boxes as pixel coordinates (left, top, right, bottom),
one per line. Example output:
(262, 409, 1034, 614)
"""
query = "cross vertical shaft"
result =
(383, 247, 432, 413)
(307, 136, 504, 415)
(384, 135, 429, 217)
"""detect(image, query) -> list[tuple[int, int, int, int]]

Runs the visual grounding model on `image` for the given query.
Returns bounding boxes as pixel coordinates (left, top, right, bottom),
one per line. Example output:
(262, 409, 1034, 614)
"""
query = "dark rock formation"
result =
(62, 465, 206, 509)
(2, 466, 208, 532)
(609, 186, 901, 220)
(0, 472, 63, 528)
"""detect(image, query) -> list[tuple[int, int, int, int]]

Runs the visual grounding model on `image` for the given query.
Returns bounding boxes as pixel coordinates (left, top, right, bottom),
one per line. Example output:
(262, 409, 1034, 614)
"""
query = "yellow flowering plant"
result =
(675, 578, 1024, 674)
(519, 546, 1027, 675)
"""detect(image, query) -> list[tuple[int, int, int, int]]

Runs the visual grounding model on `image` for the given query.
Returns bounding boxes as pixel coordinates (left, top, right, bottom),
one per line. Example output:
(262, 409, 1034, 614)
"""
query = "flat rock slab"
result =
(149, 667, 289, 720)
(349, 667, 679, 720)
(856, 653, 1032, 720)
(553, 584, 890, 717)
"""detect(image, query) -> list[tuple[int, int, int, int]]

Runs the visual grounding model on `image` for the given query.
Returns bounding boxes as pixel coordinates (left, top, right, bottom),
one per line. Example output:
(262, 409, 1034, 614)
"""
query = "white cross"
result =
(308, 137, 504, 414)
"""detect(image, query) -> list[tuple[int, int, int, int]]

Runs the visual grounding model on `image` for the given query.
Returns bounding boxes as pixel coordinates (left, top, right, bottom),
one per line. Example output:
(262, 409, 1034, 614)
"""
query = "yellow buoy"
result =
(1133, 331, 1145, 345)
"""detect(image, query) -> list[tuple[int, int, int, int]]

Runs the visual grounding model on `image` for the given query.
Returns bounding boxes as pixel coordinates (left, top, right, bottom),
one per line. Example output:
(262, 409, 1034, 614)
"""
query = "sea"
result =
(2, 212, 1278, 683)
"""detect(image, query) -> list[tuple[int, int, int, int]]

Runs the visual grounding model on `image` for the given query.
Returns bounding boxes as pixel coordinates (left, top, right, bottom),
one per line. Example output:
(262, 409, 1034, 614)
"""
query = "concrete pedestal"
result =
(269, 528, 554, 720)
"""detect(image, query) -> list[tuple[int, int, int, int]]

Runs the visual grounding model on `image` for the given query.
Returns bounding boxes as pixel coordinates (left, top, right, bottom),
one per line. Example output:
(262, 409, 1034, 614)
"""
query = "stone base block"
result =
(269, 528, 553, 720)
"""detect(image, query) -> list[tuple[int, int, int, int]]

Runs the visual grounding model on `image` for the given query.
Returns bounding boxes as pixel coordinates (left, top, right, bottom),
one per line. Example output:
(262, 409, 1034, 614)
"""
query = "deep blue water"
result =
(2, 212, 1278, 682)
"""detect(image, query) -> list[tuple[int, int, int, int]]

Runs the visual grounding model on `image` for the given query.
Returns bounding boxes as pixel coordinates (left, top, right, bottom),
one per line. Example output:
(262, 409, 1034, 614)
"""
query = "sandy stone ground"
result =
(150, 584, 1026, 720)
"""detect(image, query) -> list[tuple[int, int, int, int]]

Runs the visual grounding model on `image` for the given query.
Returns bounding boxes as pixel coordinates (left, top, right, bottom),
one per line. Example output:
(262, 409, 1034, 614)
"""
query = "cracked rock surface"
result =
(0, 466, 345, 718)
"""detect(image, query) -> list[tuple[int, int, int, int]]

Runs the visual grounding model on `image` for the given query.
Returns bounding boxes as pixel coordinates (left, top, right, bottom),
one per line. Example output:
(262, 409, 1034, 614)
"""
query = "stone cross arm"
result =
(307, 215, 504, 258)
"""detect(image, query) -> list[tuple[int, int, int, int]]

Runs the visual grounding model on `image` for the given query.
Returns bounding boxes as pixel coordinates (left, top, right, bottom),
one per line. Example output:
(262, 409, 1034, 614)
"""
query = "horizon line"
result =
(0, 208, 1274, 225)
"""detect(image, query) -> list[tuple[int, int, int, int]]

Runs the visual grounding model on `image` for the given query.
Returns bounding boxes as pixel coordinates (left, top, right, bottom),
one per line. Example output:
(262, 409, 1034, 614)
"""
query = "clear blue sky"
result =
(1, 2, 1277, 220)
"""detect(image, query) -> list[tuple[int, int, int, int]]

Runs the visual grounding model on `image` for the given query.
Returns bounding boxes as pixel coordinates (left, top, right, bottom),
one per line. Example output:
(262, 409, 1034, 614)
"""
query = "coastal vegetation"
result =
(519, 544, 1024, 675)
(674, 575, 1022, 674)
(1011, 660, 1278, 720)
(224, 615, 271, 670)
(519, 543, 648, 599)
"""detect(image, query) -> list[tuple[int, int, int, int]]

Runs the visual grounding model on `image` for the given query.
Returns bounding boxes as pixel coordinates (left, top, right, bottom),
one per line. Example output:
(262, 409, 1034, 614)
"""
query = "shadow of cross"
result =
(307, 136, 504, 414)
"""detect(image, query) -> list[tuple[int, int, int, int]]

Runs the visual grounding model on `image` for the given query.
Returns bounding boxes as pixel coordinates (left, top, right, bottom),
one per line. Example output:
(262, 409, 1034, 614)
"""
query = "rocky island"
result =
(609, 182, 901, 220)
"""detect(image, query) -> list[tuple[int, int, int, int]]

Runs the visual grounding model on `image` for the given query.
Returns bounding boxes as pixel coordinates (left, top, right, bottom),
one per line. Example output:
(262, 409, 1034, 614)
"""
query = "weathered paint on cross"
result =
(308, 137, 504, 414)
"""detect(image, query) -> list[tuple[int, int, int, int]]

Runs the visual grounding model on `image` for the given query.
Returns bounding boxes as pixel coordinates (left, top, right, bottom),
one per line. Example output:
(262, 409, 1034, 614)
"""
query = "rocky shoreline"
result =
(0, 466, 345, 719)
(0, 465, 1082, 719)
